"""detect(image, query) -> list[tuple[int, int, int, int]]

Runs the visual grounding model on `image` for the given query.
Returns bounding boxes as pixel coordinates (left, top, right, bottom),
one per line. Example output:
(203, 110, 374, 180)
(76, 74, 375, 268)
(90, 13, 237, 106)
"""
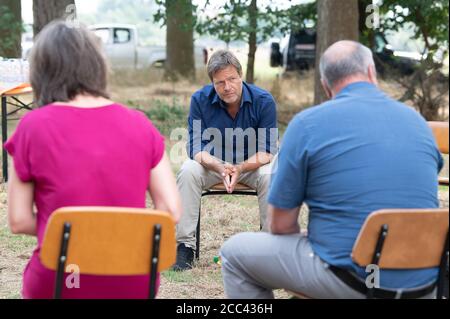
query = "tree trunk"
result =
(33, 0, 76, 37)
(245, 0, 257, 84)
(314, 0, 359, 105)
(0, 0, 22, 58)
(165, 0, 195, 81)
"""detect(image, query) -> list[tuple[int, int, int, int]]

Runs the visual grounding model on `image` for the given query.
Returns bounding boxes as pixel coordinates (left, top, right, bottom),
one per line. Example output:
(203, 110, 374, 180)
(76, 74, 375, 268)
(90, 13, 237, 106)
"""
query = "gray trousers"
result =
(176, 159, 271, 250)
(220, 232, 436, 299)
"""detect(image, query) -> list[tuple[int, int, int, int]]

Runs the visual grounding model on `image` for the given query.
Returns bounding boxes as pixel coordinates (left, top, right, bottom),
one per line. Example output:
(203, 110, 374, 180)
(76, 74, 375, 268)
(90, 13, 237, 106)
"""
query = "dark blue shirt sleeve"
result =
(257, 95, 278, 155)
(187, 95, 207, 160)
(268, 116, 309, 209)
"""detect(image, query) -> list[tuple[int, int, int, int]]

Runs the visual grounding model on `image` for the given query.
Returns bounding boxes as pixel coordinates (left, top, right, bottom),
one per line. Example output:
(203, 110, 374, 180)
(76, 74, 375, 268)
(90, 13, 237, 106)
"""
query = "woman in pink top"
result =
(5, 21, 182, 299)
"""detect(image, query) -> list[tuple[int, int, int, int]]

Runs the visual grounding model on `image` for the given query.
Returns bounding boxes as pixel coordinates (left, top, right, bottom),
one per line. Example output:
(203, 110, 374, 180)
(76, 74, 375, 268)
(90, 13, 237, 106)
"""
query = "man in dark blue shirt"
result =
(174, 50, 278, 270)
(220, 41, 443, 298)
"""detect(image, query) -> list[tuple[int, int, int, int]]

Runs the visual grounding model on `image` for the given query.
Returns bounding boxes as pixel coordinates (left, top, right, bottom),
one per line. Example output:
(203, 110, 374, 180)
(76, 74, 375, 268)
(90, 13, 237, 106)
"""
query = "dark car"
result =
(270, 30, 421, 76)
(270, 29, 316, 71)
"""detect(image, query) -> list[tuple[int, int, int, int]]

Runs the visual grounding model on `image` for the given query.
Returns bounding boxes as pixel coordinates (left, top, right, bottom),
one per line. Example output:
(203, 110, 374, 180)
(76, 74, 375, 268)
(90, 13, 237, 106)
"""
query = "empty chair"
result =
(428, 121, 449, 186)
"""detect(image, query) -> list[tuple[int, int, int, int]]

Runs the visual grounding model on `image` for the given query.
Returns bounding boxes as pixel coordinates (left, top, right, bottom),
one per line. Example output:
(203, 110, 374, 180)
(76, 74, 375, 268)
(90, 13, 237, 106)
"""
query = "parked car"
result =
(88, 24, 208, 70)
(270, 29, 422, 76)
(270, 29, 316, 72)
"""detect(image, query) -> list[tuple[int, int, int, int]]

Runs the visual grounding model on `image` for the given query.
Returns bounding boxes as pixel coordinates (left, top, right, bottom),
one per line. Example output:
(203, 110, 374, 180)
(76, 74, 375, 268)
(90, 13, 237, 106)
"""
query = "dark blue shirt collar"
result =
(212, 82, 253, 109)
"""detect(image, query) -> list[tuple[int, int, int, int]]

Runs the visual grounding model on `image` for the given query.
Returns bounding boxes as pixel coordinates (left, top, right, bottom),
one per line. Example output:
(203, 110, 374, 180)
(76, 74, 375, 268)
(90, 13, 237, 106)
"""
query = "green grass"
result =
(239, 222, 258, 232)
(128, 98, 188, 137)
(162, 270, 196, 283)
(219, 195, 258, 209)
(0, 224, 36, 252)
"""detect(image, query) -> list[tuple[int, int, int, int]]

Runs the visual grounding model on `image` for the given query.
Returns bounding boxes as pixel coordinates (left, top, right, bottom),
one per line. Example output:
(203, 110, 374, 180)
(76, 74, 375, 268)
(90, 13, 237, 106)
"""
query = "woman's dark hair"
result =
(29, 21, 110, 107)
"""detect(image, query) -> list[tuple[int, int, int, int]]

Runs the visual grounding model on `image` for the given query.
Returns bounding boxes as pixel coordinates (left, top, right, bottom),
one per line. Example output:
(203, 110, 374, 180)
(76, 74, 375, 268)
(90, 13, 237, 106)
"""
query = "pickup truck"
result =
(89, 24, 208, 70)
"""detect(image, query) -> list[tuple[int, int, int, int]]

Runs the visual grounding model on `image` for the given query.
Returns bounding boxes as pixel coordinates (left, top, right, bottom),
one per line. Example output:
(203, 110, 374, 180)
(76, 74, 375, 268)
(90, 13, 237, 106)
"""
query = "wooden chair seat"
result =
(209, 183, 254, 191)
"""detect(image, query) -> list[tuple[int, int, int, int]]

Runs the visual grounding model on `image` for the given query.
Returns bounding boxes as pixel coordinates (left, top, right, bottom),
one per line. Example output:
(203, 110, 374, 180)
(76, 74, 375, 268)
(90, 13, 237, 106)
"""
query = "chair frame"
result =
(195, 184, 257, 259)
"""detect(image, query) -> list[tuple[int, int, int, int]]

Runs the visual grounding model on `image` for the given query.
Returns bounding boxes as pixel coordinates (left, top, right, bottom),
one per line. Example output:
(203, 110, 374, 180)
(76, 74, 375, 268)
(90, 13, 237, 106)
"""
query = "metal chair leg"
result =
(195, 204, 201, 260)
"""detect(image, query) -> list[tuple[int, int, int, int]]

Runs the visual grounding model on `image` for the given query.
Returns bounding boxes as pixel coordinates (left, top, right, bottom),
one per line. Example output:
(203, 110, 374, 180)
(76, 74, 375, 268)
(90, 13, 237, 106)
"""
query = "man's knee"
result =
(221, 232, 260, 263)
(257, 171, 270, 192)
(221, 233, 247, 262)
(177, 160, 204, 184)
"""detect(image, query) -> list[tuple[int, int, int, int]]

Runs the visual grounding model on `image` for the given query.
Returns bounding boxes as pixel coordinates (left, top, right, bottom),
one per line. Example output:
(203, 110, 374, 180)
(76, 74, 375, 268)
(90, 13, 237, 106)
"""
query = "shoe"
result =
(172, 243, 195, 271)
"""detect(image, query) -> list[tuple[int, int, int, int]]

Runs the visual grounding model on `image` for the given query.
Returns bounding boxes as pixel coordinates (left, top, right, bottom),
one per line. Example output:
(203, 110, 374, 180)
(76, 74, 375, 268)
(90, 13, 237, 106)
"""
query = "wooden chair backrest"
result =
(352, 209, 448, 269)
(429, 121, 449, 154)
(40, 207, 176, 275)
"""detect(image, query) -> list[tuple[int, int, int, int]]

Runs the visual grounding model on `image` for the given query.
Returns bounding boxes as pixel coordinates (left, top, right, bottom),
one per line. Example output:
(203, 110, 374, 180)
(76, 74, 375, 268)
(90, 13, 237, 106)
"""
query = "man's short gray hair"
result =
(207, 50, 242, 81)
(319, 41, 375, 88)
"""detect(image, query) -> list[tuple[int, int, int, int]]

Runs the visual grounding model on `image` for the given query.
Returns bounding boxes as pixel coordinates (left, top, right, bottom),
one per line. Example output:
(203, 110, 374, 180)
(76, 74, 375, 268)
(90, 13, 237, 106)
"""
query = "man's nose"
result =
(224, 81, 231, 90)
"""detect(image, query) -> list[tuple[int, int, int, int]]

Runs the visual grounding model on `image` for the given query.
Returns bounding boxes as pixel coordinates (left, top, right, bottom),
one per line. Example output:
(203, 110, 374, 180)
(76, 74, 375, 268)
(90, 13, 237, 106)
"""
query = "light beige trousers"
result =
(176, 159, 272, 250)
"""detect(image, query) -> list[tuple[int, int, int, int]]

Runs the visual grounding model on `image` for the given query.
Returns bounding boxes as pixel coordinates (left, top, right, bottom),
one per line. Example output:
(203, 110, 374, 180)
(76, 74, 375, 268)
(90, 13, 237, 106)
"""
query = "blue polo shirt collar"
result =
(336, 81, 377, 98)
(212, 82, 253, 109)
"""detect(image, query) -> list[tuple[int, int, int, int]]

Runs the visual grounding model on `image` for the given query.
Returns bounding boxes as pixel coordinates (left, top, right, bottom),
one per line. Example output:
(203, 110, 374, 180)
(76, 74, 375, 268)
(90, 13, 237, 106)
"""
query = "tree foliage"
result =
(378, 0, 449, 55)
(375, 0, 449, 120)
(264, 1, 317, 36)
(195, 0, 247, 47)
(0, 1, 23, 58)
(194, 0, 316, 83)
(195, 1, 316, 46)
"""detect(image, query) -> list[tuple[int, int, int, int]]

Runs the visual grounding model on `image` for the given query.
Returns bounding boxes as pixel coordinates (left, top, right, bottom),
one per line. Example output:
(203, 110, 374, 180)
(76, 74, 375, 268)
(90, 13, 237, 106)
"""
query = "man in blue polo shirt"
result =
(174, 50, 278, 270)
(220, 40, 443, 298)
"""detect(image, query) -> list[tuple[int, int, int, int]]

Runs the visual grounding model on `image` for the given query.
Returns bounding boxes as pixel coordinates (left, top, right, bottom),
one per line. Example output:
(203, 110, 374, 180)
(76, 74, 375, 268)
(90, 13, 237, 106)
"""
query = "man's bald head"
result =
(319, 40, 375, 89)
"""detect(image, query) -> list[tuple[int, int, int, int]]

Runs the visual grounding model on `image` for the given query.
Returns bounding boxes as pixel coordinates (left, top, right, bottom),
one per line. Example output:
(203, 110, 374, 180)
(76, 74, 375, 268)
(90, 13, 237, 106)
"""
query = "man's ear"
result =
(321, 79, 332, 99)
(368, 64, 378, 86)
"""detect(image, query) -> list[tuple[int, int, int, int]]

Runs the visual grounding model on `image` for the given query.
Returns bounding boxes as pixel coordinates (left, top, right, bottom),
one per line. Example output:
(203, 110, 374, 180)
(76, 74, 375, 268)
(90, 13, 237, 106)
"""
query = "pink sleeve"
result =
(147, 119, 165, 169)
(3, 116, 33, 182)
